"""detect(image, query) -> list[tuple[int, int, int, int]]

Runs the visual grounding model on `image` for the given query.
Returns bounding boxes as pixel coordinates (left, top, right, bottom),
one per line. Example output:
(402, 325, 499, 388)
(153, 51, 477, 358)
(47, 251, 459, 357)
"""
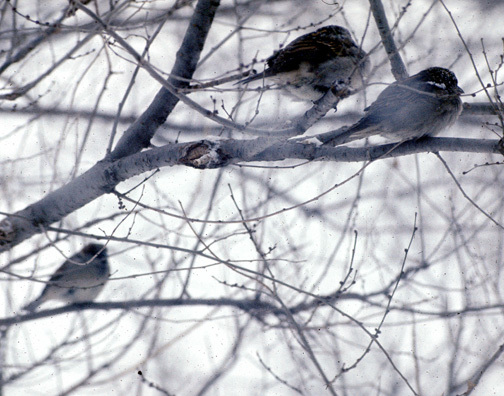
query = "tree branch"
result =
(0, 136, 499, 250)
(106, 0, 221, 160)
(369, 0, 408, 80)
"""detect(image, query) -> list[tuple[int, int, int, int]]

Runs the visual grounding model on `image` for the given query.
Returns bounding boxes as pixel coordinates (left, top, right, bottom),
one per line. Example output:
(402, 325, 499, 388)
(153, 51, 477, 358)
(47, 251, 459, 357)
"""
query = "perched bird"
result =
(23, 243, 109, 311)
(237, 25, 370, 101)
(321, 67, 464, 145)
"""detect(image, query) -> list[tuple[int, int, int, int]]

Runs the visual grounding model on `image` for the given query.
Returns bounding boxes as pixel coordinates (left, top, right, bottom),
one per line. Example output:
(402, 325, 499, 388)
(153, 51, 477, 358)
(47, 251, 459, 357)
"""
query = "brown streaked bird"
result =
(237, 25, 370, 101)
(23, 243, 109, 311)
(321, 67, 464, 146)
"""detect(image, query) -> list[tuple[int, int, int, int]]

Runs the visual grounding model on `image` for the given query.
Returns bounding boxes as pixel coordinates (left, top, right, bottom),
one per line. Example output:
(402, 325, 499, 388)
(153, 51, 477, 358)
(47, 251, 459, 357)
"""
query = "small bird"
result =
(320, 67, 464, 146)
(237, 25, 370, 101)
(23, 243, 110, 311)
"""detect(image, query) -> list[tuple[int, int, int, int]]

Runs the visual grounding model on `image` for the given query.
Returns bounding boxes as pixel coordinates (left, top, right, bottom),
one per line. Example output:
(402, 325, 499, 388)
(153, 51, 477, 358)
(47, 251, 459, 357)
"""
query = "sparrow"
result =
(237, 25, 370, 101)
(23, 243, 110, 311)
(321, 67, 464, 145)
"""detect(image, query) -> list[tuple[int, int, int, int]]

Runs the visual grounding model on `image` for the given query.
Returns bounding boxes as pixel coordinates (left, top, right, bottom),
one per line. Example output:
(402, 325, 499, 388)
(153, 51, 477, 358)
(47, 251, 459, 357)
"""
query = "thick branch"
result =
(109, 0, 221, 160)
(369, 0, 408, 80)
(0, 137, 499, 251)
(109, 137, 500, 173)
(0, 161, 122, 250)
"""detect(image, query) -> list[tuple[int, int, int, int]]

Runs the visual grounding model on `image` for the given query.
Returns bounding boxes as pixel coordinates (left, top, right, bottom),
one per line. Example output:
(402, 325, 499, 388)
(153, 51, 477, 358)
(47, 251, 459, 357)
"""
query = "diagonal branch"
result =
(0, 0, 221, 251)
(104, 0, 221, 160)
(0, 136, 500, 251)
(369, 0, 408, 80)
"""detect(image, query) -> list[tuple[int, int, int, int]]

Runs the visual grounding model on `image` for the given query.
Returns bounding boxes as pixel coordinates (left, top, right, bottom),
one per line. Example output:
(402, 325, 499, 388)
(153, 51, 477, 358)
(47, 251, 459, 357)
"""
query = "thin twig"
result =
(436, 153, 504, 230)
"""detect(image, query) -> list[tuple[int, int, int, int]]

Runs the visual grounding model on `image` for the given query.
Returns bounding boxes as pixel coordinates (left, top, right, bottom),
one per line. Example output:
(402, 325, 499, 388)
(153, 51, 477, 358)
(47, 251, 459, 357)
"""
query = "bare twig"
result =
(436, 153, 504, 230)
(456, 343, 504, 396)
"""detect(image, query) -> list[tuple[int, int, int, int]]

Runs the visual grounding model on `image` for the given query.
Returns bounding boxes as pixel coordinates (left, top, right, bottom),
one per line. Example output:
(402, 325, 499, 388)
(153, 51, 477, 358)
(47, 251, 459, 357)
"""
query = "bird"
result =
(236, 25, 371, 101)
(23, 243, 110, 311)
(319, 67, 464, 146)
(320, 67, 464, 146)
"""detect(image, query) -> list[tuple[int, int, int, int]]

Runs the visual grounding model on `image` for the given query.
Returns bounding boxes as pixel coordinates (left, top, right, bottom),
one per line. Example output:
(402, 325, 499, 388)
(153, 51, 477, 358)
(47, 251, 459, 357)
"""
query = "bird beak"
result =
(456, 86, 464, 95)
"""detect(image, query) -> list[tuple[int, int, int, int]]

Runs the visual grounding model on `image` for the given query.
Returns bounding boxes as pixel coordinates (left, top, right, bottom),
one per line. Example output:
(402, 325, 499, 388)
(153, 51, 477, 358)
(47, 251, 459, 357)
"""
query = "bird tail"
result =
(23, 297, 43, 312)
(235, 70, 269, 86)
(318, 119, 378, 146)
(23, 288, 48, 311)
(233, 73, 264, 85)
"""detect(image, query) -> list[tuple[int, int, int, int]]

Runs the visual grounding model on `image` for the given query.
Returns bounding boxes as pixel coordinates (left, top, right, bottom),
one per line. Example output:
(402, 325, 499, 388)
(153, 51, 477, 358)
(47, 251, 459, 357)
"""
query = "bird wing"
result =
(47, 248, 108, 286)
(350, 76, 457, 140)
(267, 34, 359, 75)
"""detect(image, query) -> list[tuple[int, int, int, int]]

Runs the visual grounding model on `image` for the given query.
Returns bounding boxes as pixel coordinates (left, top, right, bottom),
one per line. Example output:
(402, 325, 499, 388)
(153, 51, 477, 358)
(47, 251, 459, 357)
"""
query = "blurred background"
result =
(1, 0, 503, 395)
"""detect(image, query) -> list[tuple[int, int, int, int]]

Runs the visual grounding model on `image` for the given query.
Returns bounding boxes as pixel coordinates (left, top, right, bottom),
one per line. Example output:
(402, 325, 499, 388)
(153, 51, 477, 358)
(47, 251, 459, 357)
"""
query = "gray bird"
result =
(237, 25, 370, 101)
(321, 67, 464, 146)
(23, 243, 109, 311)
